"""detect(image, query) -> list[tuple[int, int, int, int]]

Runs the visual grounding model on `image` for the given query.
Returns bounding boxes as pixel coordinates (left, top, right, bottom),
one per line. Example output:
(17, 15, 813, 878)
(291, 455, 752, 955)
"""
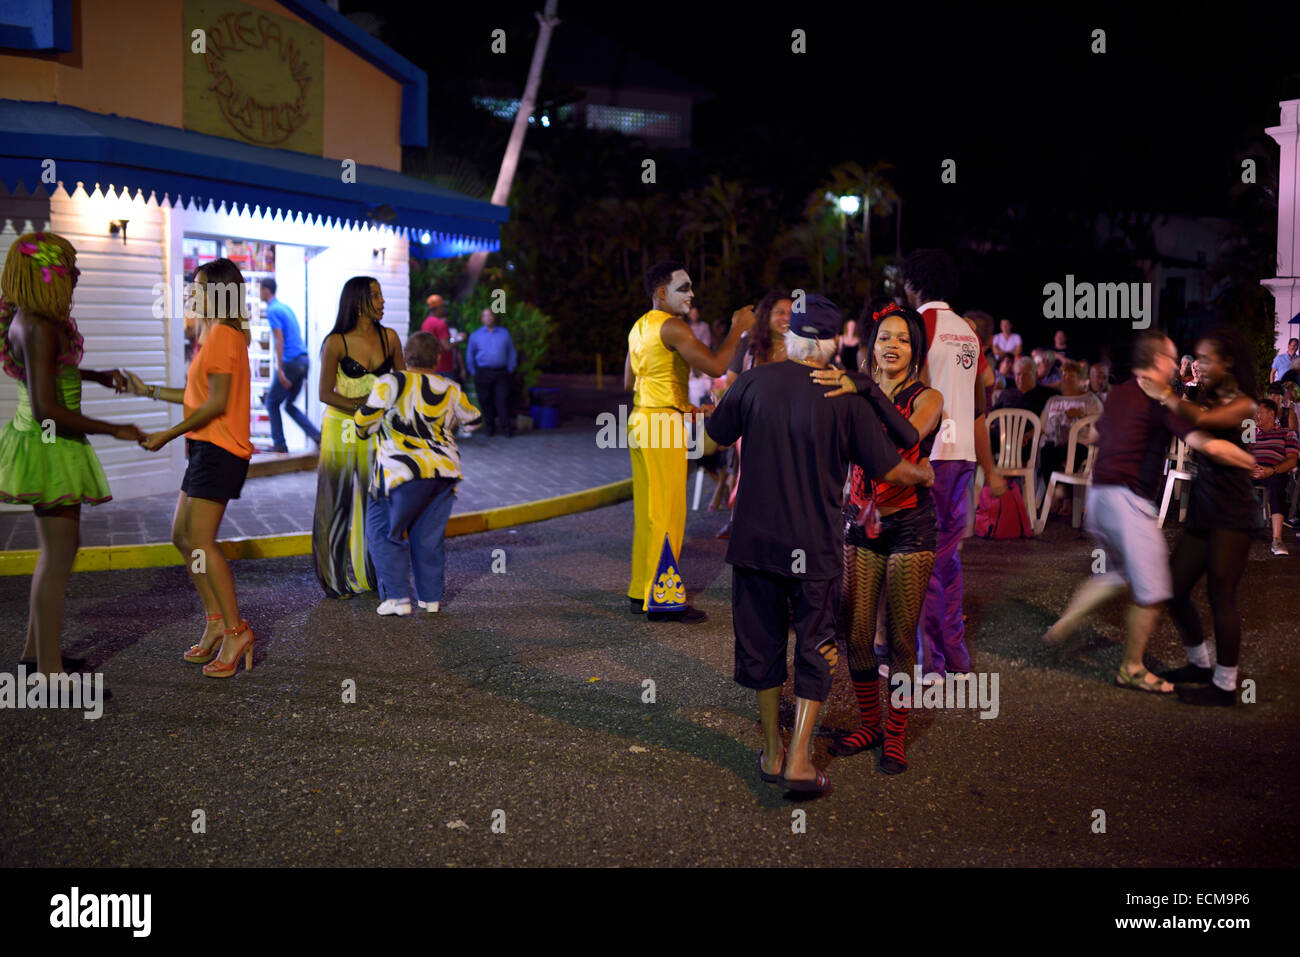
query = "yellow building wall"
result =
(0, 0, 402, 169)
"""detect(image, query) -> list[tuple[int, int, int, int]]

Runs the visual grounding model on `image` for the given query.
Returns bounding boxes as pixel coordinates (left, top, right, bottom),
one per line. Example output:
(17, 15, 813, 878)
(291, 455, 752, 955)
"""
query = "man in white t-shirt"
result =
(904, 250, 1004, 681)
(992, 319, 1022, 360)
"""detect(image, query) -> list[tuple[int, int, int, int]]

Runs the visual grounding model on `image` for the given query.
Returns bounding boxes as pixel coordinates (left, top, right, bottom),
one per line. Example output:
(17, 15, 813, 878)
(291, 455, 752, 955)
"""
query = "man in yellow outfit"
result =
(624, 261, 754, 623)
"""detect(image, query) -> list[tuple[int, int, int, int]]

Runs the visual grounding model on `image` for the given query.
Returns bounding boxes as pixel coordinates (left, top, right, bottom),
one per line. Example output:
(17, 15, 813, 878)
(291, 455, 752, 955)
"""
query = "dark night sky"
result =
(350, 0, 1300, 229)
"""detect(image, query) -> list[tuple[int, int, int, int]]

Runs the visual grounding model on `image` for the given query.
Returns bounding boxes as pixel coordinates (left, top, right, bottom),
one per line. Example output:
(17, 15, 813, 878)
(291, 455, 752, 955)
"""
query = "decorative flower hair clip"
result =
(18, 232, 69, 284)
(872, 302, 902, 322)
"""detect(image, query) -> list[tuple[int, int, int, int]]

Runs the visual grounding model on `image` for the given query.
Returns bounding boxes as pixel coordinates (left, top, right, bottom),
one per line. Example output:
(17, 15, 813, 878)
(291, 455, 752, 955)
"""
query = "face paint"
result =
(661, 270, 694, 316)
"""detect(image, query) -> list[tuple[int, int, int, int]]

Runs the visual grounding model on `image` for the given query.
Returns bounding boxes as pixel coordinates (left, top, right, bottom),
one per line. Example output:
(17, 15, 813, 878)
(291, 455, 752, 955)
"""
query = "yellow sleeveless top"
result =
(629, 310, 690, 411)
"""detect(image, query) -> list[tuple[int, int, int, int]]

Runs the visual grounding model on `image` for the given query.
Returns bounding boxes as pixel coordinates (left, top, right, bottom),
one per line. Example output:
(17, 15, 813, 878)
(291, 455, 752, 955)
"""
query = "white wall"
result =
(1, 183, 177, 512)
(1, 186, 411, 507)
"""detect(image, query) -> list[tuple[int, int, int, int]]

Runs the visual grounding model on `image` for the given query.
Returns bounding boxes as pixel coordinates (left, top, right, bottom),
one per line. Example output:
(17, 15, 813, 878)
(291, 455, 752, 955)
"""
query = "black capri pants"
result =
(732, 566, 838, 702)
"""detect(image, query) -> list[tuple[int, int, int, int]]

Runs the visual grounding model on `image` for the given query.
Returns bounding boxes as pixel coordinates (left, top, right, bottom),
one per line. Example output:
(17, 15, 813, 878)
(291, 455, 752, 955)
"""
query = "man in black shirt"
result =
(706, 294, 933, 793)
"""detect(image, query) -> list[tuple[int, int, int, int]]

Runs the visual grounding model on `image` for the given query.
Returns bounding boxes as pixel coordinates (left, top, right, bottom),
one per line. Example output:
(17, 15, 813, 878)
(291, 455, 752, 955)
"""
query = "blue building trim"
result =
(0, 101, 504, 249)
(0, 0, 73, 51)
(274, 0, 428, 149)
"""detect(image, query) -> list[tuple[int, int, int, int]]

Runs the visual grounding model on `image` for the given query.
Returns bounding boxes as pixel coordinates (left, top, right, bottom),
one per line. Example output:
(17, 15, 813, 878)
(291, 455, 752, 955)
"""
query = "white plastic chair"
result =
(977, 408, 1042, 530)
(1157, 436, 1192, 528)
(1034, 413, 1100, 534)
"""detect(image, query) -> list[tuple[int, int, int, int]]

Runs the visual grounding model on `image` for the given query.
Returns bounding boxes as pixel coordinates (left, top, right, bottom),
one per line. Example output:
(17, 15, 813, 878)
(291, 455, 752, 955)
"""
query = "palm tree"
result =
(461, 0, 561, 299)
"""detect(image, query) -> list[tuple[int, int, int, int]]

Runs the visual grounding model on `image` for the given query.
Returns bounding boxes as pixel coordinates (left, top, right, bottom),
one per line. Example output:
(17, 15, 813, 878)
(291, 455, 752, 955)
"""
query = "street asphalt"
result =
(1, 503, 1297, 867)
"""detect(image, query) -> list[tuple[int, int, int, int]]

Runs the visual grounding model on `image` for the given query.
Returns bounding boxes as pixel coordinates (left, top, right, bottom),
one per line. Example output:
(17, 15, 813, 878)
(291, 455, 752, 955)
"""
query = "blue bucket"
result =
(531, 406, 559, 429)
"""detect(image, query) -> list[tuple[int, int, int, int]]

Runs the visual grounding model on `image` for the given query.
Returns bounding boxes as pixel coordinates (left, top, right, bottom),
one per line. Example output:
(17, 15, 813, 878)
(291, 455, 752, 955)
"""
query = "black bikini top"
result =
(337, 328, 393, 379)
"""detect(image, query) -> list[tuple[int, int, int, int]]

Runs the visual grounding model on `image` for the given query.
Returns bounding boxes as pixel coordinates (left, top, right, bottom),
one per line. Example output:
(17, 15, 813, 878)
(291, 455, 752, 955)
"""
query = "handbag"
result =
(974, 480, 1032, 539)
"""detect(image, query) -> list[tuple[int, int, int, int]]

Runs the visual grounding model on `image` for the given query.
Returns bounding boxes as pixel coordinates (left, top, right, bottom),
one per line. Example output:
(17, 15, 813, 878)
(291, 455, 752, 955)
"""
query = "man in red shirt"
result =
(420, 295, 462, 380)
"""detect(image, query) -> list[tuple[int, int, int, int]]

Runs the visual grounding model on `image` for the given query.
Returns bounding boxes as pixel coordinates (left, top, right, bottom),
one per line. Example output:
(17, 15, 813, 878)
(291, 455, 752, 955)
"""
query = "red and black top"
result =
(850, 380, 936, 512)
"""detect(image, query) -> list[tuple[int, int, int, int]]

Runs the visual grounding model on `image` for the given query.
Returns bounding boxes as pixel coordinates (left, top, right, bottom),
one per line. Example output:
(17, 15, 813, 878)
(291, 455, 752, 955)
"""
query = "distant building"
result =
(0, 0, 505, 497)
(1262, 100, 1300, 353)
(472, 24, 707, 149)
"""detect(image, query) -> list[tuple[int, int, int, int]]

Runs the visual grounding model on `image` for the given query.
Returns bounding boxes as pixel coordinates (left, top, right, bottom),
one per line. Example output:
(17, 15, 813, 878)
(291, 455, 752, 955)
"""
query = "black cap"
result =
(788, 293, 841, 340)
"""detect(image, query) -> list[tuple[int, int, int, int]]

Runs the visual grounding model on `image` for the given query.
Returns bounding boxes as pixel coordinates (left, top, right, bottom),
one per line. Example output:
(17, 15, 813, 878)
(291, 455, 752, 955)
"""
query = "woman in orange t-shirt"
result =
(125, 258, 256, 678)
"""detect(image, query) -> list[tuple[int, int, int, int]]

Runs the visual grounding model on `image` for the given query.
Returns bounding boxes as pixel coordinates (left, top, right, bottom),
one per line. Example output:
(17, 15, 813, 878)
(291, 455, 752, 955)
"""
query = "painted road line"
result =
(0, 479, 633, 577)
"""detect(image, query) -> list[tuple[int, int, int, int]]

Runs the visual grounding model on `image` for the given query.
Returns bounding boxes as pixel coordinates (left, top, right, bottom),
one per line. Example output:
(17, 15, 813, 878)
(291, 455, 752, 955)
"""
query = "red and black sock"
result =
(880, 700, 909, 774)
(836, 671, 882, 752)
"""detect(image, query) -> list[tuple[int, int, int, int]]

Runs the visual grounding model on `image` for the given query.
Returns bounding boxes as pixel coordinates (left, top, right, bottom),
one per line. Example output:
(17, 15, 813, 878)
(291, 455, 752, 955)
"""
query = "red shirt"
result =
(419, 314, 455, 374)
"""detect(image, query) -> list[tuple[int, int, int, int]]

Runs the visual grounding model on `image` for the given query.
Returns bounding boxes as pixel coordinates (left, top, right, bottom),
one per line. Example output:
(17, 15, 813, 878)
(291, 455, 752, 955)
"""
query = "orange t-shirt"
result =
(185, 322, 253, 460)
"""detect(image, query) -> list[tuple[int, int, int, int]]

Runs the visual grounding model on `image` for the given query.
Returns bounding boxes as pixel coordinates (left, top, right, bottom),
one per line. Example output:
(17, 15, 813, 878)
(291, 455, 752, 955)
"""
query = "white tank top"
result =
(922, 303, 979, 462)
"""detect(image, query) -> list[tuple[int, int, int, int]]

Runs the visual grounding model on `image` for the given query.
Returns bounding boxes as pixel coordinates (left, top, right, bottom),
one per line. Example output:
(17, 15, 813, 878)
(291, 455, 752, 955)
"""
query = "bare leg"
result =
(183, 496, 242, 665)
(784, 697, 823, 781)
(28, 504, 81, 675)
(1271, 512, 1283, 542)
(1043, 576, 1127, 645)
(756, 686, 783, 775)
(173, 493, 223, 653)
(1119, 602, 1171, 691)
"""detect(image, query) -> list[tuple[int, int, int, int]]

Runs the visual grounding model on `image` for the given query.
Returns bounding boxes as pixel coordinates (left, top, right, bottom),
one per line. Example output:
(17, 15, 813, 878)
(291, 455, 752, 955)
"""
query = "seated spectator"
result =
(1251, 398, 1299, 555)
(1033, 347, 1062, 387)
(994, 353, 1016, 392)
(991, 356, 1057, 452)
(1267, 382, 1300, 433)
(992, 318, 1023, 360)
(1088, 360, 1112, 402)
(1038, 360, 1104, 514)
(1053, 328, 1075, 359)
(994, 357, 1057, 416)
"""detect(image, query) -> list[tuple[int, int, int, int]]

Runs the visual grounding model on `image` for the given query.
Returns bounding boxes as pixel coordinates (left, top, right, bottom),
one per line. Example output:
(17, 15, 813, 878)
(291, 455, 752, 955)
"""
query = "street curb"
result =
(0, 478, 633, 577)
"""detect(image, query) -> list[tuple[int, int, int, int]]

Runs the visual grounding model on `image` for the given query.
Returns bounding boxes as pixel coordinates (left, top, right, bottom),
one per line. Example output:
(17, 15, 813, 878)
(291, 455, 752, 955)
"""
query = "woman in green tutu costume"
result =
(0, 232, 145, 675)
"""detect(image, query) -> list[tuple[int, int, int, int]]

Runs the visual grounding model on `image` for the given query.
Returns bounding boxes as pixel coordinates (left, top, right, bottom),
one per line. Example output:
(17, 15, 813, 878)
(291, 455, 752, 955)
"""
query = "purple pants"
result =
(917, 459, 975, 674)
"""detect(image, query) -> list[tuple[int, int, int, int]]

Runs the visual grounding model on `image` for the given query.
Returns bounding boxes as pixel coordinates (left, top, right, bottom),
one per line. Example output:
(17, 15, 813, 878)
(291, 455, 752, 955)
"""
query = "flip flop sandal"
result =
(1115, 667, 1173, 694)
(782, 769, 831, 794)
(758, 748, 785, 783)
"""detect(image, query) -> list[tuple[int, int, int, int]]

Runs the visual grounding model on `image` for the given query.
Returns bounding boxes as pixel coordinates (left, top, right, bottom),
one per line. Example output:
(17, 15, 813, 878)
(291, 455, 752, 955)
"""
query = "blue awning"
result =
(0, 100, 506, 253)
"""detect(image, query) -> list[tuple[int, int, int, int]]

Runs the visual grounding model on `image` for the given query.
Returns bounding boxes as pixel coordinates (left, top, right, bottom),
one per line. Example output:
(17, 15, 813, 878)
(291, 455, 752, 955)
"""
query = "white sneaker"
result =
(417, 600, 440, 612)
(1272, 539, 1289, 556)
(377, 598, 412, 616)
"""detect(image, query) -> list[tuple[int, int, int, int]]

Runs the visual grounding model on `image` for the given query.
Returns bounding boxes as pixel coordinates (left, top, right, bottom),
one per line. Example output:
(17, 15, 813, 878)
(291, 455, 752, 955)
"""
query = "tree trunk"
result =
(461, 0, 561, 300)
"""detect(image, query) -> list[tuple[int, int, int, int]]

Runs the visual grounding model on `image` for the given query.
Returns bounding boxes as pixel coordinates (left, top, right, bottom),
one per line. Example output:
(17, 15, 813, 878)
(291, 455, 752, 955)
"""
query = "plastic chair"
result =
(1033, 414, 1100, 534)
(977, 408, 1042, 530)
(1157, 437, 1192, 528)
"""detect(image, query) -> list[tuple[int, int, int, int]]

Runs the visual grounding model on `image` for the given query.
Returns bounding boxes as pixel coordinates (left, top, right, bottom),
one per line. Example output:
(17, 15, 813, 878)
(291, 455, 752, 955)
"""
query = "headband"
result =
(17, 233, 69, 284)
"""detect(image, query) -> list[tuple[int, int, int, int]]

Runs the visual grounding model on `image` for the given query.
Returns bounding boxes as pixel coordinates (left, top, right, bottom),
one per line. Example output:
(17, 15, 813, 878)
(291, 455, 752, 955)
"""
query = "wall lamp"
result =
(109, 219, 129, 244)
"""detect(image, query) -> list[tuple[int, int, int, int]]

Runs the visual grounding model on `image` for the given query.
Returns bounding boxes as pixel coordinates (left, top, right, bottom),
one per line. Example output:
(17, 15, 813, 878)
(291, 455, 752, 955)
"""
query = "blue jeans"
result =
(267, 354, 320, 450)
(365, 477, 457, 603)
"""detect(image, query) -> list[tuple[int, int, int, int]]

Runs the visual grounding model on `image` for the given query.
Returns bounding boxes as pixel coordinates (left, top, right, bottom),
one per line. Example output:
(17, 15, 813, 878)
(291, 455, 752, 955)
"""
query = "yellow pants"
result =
(627, 407, 688, 605)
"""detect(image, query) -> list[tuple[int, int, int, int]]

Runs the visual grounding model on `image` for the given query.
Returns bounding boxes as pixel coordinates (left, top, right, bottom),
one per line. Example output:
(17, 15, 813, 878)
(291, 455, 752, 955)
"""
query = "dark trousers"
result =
(474, 367, 512, 434)
(267, 354, 320, 450)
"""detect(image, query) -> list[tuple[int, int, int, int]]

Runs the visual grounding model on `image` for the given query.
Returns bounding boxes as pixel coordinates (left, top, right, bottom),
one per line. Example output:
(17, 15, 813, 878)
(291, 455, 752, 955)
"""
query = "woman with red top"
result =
(126, 258, 256, 678)
(812, 304, 942, 773)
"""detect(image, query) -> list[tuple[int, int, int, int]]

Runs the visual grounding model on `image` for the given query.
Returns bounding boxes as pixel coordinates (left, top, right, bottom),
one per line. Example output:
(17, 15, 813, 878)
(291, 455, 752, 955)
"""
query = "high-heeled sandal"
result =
(202, 620, 254, 678)
(183, 614, 225, 664)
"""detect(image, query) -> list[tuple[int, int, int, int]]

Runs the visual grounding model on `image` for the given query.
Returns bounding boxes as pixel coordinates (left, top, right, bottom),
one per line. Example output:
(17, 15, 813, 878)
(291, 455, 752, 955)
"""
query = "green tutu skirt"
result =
(0, 376, 112, 507)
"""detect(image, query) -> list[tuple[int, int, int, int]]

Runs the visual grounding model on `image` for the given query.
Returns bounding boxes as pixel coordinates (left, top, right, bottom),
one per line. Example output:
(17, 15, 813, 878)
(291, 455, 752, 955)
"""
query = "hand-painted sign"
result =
(184, 0, 323, 154)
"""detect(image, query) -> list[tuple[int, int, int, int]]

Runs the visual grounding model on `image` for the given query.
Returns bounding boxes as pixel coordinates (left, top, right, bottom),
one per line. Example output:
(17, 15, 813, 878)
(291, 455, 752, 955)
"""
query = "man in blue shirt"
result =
(465, 308, 518, 437)
(1272, 338, 1298, 382)
(260, 279, 320, 452)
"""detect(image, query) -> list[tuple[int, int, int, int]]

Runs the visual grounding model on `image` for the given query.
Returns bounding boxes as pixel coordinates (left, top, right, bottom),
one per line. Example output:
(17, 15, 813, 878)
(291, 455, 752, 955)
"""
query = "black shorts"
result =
(182, 439, 250, 501)
(731, 567, 839, 702)
(844, 503, 937, 555)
